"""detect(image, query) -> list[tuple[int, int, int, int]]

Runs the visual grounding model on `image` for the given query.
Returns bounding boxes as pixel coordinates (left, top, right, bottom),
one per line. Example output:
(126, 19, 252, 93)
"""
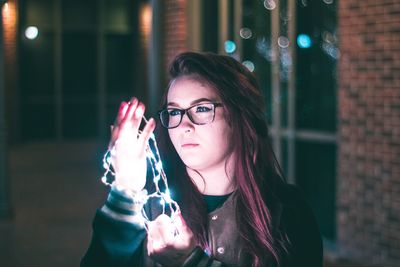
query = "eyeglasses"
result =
(158, 102, 223, 129)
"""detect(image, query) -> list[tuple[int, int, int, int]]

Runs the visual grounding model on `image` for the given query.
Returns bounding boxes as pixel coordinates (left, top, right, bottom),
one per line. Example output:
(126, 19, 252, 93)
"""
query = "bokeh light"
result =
(322, 43, 340, 59)
(224, 40, 236, 54)
(239, 28, 253, 39)
(25, 26, 39, 40)
(322, 30, 336, 44)
(242, 60, 255, 72)
(297, 34, 312, 48)
(263, 0, 276, 10)
(256, 37, 275, 62)
(278, 36, 290, 48)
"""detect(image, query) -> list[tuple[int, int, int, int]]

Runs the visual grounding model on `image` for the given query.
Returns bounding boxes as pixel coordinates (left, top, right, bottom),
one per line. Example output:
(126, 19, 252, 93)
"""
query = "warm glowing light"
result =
(140, 4, 152, 40)
(25, 26, 39, 40)
(2, 1, 16, 28)
(2, 0, 17, 62)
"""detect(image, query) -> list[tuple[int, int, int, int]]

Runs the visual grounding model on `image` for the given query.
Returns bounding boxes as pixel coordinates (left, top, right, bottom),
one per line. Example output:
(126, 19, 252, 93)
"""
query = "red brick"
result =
(338, 0, 400, 266)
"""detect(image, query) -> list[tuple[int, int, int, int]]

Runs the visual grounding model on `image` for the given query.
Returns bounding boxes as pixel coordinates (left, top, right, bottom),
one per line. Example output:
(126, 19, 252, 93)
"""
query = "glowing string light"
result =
(101, 116, 181, 232)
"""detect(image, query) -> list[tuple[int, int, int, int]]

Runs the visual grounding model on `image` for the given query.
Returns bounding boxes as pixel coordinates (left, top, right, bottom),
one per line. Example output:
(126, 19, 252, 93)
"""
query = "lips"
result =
(181, 143, 199, 148)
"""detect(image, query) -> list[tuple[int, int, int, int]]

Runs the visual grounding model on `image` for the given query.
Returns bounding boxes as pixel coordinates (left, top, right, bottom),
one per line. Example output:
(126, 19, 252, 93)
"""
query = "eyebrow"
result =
(167, 97, 216, 107)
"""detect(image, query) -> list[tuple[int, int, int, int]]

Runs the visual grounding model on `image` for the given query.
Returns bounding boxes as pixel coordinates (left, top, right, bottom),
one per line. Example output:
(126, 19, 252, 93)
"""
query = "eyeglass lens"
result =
(160, 103, 216, 128)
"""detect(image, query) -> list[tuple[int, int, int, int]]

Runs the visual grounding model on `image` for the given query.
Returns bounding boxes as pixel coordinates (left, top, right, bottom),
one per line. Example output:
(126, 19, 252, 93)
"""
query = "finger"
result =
(148, 219, 162, 240)
(119, 103, 144, 142)
(138, 118, 156, 158)
(172, 213, 185, 229)
(128, 96, 137, 105)
(122, 98, 139, 125)
(172, 213, 190, 236)
(147, 236, 154, 256)
(108, 102, 129, 149)
(155, 214, 176, 246)
(119, 98, 138, 130)
(172, 213, 195, 248)
(129, 102, 145, 134)
(148, 220, 167, 251)
(116, 101, 140, 143)
(117, 101, 129, 125)
(112, 101, 128, 128)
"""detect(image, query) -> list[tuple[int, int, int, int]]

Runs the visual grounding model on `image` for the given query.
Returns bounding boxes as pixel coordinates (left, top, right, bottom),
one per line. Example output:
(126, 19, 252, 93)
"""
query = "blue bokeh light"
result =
(297, 34, 312, 49)
(224, 40, 236, 54)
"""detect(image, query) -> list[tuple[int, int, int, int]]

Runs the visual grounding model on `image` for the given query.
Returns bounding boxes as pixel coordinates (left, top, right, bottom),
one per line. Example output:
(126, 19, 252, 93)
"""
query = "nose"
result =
(179, 112, 195, 131)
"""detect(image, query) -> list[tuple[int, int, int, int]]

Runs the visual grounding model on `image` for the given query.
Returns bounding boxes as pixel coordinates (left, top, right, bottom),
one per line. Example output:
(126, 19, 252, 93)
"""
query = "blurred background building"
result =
(0, 0, 399, 266)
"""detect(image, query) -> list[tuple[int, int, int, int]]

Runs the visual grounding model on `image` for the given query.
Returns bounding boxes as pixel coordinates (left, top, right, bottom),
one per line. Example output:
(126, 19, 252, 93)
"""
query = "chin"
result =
(181, 158, 206, 171)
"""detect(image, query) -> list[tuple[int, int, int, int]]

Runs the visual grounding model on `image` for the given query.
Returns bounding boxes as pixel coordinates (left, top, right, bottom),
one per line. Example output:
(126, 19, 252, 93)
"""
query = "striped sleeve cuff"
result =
(100, 186, 147, 228)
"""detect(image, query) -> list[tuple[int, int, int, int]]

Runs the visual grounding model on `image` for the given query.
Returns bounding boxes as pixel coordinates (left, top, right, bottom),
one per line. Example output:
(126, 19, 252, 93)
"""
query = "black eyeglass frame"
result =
(158, 102, 223, 129)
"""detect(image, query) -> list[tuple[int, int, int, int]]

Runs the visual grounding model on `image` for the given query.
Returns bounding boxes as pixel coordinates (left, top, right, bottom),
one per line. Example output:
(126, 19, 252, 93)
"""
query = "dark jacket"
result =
(81, 184, 323, 267)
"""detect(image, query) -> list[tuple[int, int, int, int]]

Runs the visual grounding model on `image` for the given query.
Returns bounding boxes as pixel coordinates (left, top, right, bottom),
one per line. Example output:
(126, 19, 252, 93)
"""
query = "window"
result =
(20, 0, 143, 140)
(197, 0, 338, 241)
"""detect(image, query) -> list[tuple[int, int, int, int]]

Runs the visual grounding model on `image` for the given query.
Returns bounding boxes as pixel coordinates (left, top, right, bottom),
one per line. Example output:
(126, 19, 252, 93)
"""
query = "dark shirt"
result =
(203, 193, 232, 212)
(81, 184, 323, 267)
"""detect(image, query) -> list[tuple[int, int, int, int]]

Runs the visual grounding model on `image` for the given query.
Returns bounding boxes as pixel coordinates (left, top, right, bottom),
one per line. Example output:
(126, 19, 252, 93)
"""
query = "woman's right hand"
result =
(147, 213, 197, 267)
(109, 98, 156, 192)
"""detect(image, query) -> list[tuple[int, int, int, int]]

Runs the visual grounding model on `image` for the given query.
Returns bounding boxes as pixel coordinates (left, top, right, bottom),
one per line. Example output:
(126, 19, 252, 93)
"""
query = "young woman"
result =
(81, 52, 322, 267)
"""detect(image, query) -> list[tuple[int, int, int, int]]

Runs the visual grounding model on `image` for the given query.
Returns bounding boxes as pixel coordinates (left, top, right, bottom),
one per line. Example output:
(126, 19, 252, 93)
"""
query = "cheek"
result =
(168, 130, 179, 149)
(207, 123, 232, 150)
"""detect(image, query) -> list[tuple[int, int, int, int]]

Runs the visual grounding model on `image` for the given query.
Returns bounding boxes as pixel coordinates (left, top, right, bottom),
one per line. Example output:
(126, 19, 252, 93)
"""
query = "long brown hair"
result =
(155, 52, 289, 266)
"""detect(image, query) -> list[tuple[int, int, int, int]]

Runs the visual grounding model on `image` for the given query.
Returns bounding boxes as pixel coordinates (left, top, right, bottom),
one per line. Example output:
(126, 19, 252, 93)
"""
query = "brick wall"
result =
(163, 0, 188, 78)
(338, 1, 400, 266)
(2, 0, 19, 144)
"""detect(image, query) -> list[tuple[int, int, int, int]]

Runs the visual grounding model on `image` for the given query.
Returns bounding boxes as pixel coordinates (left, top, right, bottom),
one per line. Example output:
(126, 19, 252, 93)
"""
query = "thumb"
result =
(173, 213, 191, 235)
(172, 213, 185, 228)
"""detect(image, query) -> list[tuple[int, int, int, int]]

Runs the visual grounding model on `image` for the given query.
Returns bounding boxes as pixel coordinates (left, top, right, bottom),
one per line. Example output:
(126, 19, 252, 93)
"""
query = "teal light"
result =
(224, 40, 236, 54)
(297, 34, 312, 49)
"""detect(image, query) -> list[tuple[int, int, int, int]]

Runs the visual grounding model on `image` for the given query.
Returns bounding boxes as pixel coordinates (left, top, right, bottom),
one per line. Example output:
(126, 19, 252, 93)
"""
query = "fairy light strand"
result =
(101, 116, 180, 230)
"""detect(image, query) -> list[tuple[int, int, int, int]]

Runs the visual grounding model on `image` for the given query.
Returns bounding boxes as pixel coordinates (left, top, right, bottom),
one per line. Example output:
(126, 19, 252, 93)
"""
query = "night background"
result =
(0, 0, 399, 266)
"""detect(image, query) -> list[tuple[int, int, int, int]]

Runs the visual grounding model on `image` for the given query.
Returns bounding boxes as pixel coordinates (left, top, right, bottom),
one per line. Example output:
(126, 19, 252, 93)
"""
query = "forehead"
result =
(167, 77, 219, 105)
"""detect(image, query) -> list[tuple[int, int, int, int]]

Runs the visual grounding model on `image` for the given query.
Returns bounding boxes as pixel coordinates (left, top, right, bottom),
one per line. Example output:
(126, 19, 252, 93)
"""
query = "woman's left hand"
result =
(147, 213, 197, 267)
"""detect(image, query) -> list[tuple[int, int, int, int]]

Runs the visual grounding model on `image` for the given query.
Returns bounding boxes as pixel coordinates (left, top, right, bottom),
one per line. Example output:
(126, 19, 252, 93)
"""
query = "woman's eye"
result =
(196, 105, 212, 113)
(169, 109, 182, 116)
